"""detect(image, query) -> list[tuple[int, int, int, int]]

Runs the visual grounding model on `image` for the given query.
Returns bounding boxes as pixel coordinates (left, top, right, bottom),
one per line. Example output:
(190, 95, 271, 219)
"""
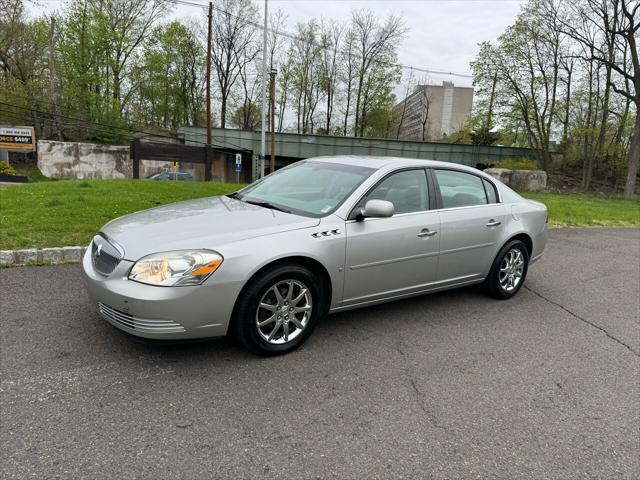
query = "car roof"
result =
(305, 155, 482, 174)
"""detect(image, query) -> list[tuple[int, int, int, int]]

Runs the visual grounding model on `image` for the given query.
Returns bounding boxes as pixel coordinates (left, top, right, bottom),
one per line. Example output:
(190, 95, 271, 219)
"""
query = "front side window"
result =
(365, 169, 429, 215)
(434, 169, 489, 208)
(235, 160, 375, 217)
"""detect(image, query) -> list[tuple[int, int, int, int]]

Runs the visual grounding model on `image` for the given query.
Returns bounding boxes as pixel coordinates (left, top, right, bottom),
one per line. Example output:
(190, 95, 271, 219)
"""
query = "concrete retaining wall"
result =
(37, 140, 173, 180)
(485, 168, 547, 192)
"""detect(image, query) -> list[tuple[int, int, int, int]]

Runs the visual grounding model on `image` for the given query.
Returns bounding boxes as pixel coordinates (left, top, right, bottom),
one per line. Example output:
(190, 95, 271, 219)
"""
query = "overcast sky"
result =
(29, 0, 526, 88)
(271, 0, 525, 87)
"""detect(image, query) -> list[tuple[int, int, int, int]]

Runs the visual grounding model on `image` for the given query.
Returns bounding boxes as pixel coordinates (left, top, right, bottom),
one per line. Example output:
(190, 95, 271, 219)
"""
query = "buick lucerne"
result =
(83, 156, 547, 355)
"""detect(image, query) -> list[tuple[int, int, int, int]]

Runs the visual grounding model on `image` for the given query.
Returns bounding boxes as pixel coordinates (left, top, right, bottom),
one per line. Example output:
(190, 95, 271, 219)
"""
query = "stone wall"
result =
(485, 168, 547, 192)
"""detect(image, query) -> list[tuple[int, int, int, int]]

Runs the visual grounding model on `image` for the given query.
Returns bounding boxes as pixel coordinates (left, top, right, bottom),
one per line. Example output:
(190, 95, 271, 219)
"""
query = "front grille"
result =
(91, 234, 122, 275)
(98, 302, 186, 334)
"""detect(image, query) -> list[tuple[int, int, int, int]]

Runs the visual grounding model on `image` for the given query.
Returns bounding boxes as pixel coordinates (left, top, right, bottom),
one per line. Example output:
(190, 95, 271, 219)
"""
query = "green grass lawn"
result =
(1, 179, 638, 250)
(0, 179, 243, 250)
(523, 192, 640, 227)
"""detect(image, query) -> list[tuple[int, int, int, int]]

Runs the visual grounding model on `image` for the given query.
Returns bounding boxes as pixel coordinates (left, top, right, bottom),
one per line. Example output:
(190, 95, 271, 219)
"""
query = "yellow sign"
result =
(0, 126, 36, 152)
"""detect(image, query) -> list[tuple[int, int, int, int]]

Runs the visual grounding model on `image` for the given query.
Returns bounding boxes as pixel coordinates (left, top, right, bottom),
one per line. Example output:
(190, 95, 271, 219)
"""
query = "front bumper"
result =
(82, 249, 243, 340)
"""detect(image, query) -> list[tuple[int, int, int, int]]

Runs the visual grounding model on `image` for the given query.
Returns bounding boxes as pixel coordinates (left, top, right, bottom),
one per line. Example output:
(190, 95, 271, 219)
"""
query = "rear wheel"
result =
(232, 264, 324, 355)
(483, 240, 529, 299)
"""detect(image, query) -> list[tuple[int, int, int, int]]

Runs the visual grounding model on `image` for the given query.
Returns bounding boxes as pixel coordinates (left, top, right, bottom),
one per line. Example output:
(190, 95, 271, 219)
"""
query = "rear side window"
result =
(483, 178, 498, 204)
(434, 169, 488, 208)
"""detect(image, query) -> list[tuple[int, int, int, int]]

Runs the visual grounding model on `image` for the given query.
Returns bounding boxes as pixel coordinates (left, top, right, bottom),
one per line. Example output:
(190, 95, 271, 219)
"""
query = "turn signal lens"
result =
(129, 250, 223, 287)
(191, 259, 223, 276)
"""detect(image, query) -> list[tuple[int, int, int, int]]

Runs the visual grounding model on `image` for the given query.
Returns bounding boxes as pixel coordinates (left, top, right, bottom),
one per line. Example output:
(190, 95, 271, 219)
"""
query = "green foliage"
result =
(469, 126, 500, 146)
(130, 21, 205, 129)
(0, 161, 17, 175)
(495, 158, 539, 170)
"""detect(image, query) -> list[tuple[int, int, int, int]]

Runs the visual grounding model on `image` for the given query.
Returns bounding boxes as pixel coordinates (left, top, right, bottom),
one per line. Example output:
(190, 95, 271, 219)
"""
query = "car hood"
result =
(101, 196, 320, 260)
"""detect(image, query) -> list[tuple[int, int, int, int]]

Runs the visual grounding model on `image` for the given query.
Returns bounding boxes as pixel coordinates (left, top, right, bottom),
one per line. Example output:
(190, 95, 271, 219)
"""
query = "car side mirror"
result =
(359, 199, 394, 220)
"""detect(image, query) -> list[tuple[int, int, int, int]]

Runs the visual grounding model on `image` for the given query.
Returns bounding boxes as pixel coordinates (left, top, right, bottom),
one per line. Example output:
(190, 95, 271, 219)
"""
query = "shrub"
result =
(0, 161, 17, 176)
(495, 158, 539, 171)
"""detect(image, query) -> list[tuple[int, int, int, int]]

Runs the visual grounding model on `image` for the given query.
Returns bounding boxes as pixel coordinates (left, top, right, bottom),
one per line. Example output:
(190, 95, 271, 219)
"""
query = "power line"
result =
(169, 0, 473, 79)
(0, 101, 253, 152)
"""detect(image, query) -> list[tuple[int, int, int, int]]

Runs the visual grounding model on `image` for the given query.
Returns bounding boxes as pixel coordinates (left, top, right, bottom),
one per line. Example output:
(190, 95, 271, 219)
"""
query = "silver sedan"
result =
(83, 156, 547, 355)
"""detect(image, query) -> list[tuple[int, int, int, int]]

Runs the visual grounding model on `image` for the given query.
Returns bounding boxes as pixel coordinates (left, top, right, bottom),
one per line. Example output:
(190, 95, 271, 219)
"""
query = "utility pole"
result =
(260, 0, 268, 178)
(48, 17, 63, 140)
(270, 68, 277, 174)
(206, 1, 213, 145)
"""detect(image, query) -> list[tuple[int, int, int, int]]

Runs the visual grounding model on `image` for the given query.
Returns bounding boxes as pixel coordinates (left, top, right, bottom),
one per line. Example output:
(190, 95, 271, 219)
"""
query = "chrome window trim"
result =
(344, 209, 436, 224)
(433, 203, 506, 214)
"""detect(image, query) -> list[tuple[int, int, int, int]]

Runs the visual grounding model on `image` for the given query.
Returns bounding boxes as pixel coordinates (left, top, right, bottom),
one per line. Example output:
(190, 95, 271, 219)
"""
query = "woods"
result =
(471, 0, 638, 197)
(1, 0, 638, 196)
(0, 0, 406, 141)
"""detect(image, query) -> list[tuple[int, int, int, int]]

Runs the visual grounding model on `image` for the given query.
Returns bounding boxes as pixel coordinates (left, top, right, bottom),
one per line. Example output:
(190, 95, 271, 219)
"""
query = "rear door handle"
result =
(486, 219, 501, 227)
(417, 228, 437, 238)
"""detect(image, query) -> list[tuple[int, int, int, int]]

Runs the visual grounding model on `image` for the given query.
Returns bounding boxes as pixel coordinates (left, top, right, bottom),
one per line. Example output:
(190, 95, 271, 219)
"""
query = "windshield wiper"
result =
(226, 192, 241, 199)
(243, 199, 291, 214)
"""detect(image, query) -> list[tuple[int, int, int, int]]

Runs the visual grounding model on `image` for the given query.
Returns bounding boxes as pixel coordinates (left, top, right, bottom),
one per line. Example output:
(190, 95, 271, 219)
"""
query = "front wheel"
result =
(231, 264, 324, 356)
(483, 240, 529, 299)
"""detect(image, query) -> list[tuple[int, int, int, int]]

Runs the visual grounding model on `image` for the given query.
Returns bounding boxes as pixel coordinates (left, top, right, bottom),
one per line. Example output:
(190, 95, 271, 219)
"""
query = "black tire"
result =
(231, 264, 325, 356)
(483, 240, 529, 299)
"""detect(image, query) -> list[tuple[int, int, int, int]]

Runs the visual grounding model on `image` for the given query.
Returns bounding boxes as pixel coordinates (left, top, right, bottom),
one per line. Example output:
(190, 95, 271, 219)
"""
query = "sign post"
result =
(0, 126, 36, 152)
(235, 153, 242, 184)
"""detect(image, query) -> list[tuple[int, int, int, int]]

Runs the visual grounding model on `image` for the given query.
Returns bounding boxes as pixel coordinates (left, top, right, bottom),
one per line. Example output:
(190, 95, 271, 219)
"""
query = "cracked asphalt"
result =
(1, 228, 639, 479)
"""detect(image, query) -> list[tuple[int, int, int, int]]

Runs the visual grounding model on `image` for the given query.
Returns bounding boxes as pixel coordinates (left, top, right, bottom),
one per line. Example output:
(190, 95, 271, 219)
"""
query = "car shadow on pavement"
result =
(91, 285, 491, 362)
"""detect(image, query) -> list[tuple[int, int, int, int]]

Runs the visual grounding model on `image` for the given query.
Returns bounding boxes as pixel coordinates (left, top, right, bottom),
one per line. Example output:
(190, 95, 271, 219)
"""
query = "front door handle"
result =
(486, 219, 502, 227)
(417, 228, 437, 238)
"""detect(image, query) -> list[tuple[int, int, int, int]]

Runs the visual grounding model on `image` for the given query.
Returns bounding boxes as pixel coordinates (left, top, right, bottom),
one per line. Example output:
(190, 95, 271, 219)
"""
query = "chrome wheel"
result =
(255, 279, 312, 345)
(499, 248, 524, 292)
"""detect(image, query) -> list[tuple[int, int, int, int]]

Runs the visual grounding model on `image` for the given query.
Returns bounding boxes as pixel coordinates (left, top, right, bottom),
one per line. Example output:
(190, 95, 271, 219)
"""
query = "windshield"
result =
(234, 160, 375, 217)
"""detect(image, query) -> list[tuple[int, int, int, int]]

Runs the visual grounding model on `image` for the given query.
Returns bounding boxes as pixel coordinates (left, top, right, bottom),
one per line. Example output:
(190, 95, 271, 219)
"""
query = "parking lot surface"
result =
(1, 228, 639, 479)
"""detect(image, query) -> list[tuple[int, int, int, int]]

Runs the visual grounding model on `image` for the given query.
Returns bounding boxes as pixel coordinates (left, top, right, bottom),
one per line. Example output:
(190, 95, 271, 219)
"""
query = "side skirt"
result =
(329, 277, 486, 314)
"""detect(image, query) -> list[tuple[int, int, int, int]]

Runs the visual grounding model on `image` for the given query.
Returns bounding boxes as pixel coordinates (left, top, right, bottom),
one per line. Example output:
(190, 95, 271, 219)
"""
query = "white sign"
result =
(235, 153, 242, 166)
(0, 126, 36, 152)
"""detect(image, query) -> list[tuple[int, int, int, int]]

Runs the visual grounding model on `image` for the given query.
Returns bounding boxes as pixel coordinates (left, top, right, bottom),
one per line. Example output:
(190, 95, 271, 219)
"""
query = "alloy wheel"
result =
(255, 279, 312, 345)
(499, 248, 524, 292)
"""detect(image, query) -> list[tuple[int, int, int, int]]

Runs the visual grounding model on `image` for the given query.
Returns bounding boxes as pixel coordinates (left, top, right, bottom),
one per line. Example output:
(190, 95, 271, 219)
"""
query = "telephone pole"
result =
(206, 1, 213, 145)
(260, 0, 268, 178)
(270, 68, 277, 174)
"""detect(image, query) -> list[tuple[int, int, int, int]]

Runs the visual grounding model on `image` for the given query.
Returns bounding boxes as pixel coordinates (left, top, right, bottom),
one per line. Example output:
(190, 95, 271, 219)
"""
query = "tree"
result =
(350, 10, 406, 137)
(0, 1, 52, 139)
(417, 81, 432, 141)
(560, 0, 639, 196)
(133, 21, 205, 129)
(394, 68, 415, 139)
(230, 102, 260, 130)
(289, 19, 321, 134)
(472, 0, 562, 171)
(208, 0, 259, 128)
(319, 19, 342, 134)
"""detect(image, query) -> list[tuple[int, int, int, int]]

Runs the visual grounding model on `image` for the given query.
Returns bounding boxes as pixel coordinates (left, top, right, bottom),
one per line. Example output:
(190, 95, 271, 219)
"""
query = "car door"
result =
(432, 169, 506, 283)
(343, 169, 440, 305)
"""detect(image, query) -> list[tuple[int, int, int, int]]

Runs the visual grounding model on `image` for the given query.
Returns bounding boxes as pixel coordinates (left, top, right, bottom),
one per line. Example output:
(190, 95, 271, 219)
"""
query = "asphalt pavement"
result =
(1, 228, 639, 479)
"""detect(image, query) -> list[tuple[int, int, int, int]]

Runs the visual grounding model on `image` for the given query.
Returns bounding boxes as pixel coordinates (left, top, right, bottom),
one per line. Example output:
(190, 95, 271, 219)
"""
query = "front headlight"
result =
(128, 250, 223, 286)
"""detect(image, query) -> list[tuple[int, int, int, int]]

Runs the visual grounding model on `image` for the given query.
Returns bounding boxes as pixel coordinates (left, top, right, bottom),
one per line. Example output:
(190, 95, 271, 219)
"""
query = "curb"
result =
(0, 246, 87, 266)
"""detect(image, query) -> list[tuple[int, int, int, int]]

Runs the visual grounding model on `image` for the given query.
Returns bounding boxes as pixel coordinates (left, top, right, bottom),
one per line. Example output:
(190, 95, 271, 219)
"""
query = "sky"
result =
(270, 0, 525, 87)
(29, 0, 525, 90)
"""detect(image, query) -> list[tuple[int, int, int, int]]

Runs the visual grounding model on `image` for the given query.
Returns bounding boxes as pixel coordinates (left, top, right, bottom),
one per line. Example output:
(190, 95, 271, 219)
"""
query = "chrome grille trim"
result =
(98, 302, 186, 334)
(91, 234, 123, 276)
